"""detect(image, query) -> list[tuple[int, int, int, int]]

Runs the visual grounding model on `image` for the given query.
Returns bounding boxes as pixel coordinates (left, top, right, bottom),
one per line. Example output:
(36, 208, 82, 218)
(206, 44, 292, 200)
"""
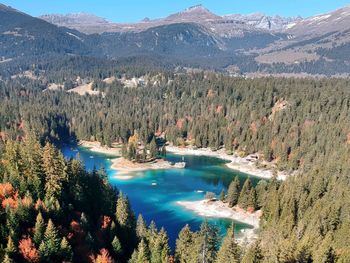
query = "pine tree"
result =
(161, 146, 166, 157)
(112, 236, 122, 255)
(158, 228, 170, 263)
(121, 144, 128, 158)
(255, 180, 268, 209)
(115, 192, 137, 255)
(136, 214, 148, 240)
(219, 190, 225, 202)
(33, 212, 45, 246)
(129, 239, 150, 263)
(241, 242, 263, 263)
(39, 219, 60, 261)
(80, 212, 89, 230)
(215, 224, 240, 263)
(116, 192, 136, 230)
(5, 236, 16, 256)
(128, 144, 137, 160)
(149, 137, 158, 159)
(21, 136, 44, 199)
(42, 143, 67, 200)
(227, 176, 240, 207)
(313, 233, 337, 263)
(197, 220, 219, 263)
(238, 178, 253, 209)
(2, 254, 14, 263)
(247, 188, 257, 211)
(60, 237, 73, 262)
(148, 221, 158, 241)
(150, 228, 170, 263)
(175, 224, 195, 263)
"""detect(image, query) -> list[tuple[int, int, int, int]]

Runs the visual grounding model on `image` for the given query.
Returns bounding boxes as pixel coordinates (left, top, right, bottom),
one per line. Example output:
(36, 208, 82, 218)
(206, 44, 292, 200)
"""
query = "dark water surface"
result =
(61, 144, 261, 249)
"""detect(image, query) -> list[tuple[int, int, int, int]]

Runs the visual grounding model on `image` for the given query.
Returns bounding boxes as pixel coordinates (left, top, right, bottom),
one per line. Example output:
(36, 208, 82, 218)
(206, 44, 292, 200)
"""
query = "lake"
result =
(61, 144, 262, 249)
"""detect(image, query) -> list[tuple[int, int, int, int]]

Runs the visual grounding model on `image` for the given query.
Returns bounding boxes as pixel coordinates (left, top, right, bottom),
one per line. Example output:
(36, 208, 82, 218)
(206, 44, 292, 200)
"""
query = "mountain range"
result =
(1, 3, 350, 76)
(39, 5, 300, 36)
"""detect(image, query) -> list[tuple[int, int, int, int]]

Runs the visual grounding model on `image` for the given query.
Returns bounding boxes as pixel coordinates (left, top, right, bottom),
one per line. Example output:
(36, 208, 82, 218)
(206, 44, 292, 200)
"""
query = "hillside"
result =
(2, 4, 350, 76)
(0, 4, 91, 61)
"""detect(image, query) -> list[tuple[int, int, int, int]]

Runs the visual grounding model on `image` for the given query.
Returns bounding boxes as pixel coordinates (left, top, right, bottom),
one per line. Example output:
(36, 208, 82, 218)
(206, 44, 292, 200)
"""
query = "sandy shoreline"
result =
(177, 199, 261, 243)
(79, 140, 121, 156)
(78, 140, 289, 181)
(177, 199, 261, 228)
(111, 157, 184, 178)
(166, 146, 288, 180)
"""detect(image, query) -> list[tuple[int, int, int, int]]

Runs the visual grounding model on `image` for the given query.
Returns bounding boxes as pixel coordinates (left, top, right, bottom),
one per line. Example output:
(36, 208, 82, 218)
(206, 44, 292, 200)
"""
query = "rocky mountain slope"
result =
(39, 5, 298, 37)
(224, 13, 301, 31)
(255, 5, 350, 67)
(2, 3, 350, 76)
(39, 13, 113, 34)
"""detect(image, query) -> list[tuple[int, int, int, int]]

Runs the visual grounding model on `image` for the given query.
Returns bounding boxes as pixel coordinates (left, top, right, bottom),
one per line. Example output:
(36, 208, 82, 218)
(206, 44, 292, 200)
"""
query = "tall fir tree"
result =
(39, 219, 61, 261)
(129, 239, 150, 263)
(150, 228, 170, 263)
(5, 236, 16, 256)
(238, 178, 253, 209)
(136, 214, 148, 240)
(149, 137, 158, 159)
(42, 143, 67, 200)
(219, 190, 225, 202)
(60, 237, 73, 262)
(112, 236, 122, 256)
(33, 212, 45, 246)
(197, 220, 219, 263)
(215, 224, 240, 263)
(175, 224, 195, 263)
(247, 188, 258, 211)
(241, 242, 263, 263)
(115, 192, 137, 256)
(227, 176, 240, 207)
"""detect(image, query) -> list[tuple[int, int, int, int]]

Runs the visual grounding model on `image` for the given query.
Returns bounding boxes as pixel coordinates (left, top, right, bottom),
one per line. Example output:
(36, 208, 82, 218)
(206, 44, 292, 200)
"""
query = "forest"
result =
(0, 70, 350, 262)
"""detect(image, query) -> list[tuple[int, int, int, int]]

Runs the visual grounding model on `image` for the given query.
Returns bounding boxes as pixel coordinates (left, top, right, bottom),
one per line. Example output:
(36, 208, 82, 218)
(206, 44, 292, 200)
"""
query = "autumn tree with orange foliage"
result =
(18, 237, 40, 263)
(93, 249, 115, 263)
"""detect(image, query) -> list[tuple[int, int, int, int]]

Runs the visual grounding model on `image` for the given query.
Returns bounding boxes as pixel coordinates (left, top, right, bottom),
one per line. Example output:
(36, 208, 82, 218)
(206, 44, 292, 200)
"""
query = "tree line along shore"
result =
(1, 72, 350, 261)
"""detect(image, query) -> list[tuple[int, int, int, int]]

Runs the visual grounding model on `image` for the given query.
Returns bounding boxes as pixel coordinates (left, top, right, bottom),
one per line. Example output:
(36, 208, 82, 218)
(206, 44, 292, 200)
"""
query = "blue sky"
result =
(2, 0, 350, 22)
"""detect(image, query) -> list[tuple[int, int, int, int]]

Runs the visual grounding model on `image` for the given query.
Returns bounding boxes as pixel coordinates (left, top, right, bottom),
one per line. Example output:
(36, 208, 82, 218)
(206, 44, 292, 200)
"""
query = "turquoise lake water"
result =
(61, 144, 261, 249)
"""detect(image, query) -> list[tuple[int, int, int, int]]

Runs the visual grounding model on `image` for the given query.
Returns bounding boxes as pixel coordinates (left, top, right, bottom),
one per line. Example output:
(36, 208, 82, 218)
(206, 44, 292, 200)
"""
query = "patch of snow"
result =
(286, 22, 297, 29)
(307, 14, 331, 22)
(66, 32, 83, 41)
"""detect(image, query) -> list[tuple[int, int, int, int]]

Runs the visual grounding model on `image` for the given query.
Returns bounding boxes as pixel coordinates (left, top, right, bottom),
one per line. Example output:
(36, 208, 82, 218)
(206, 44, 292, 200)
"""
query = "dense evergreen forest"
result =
(1, 70, 350, 262)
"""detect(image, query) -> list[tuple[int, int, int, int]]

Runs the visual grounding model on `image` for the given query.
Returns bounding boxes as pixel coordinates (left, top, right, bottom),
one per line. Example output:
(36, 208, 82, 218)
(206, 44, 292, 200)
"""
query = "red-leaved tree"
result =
(19, 237, 40, 262)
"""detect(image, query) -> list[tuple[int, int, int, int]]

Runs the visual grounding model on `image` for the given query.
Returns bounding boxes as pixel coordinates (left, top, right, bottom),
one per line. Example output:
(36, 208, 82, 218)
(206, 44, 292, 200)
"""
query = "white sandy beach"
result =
(79, 140, 121, 156)
(166, 146, 288, 180)
(177, 199, 261, 243)
(177, 199, 261, 228)
(111, 157, 184, 177)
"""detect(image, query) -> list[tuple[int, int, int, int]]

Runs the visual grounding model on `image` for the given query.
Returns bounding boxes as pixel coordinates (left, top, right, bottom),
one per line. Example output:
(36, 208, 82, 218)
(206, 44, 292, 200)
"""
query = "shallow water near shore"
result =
(61, 144, 261, 249)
